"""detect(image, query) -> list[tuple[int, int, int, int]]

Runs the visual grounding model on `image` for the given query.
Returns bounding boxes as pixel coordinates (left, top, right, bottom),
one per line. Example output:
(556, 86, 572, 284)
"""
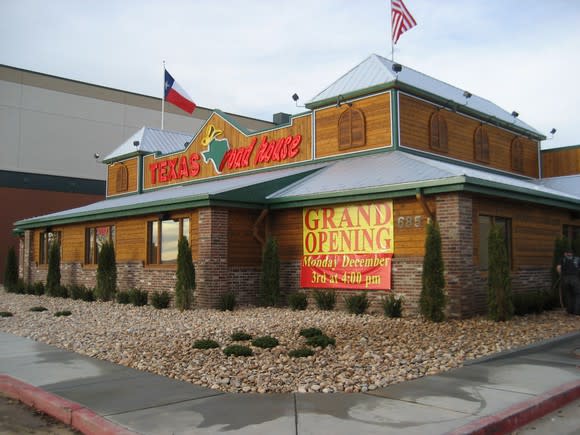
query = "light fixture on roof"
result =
(550, 128, 557, 135)
(184, 141, 189, 148)
(463, 91, 472, 99)
(291, 93, 304, 107)
(93, 153, 100, 160)
(133, 140, 140, 147)
(392, 63, 402, 73)
(336, 94, 352, 108)
(511, 111, 519, 118)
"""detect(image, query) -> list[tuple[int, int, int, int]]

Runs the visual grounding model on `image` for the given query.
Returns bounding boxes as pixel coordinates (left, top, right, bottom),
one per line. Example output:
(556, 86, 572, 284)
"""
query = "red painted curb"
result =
(446, 379, 580, 435)
(0, 374, 138, 435)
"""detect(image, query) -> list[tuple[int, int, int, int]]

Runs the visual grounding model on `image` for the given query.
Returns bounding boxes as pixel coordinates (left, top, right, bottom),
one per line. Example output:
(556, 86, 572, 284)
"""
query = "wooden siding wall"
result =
(143, 114, 312, 190)
(541, 147, 580, 177)
(315, 93, 391, 158)
(34, 210, 200, 265)
(473, 196, 579, 268)
(228, 208, 262, 266)
(399, 94, 540, 177)
(107, 157, 139, 197)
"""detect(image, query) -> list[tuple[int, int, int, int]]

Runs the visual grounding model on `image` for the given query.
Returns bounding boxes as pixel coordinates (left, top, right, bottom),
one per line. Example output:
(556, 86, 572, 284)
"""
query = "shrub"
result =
(175, 237, 195, 310)
(193, 339, 220, 349)
(288, 292, 308, 311)
(487, 224, 514, 321)
(420, 221, 446, 322)
(69, 285, 88, 300)
(313, 290, 336, 311)
(128, 288, 148, 306)
(25, 282, 36, 295)
(382, 293, 404, 318)
(29, 306, 48, 312)
(46, 242, 61, 297)
(54, 310, 72, 317)
(33, 281, 45, 296)
(550, 236, 569, 309)
(116, 290, 131, 304)
(231, 331, 252, 341)
(251, 336, 279, 349)
(96, 241, 116, 301)
(289, 348, 314, 358)
(299, 327, 323, 338)
(218, 291, 236, 311)
(3, 246, 19, 292)
(14, 279, 27, 295)
(259, 238, 280, 307)
(0, 311, 13, 317)
(344, 293, 369, 315)
(513, 291, 546, 316)
(82, 288, 96, 302)
(53, 285, 69, 299)
(223, 344, 253, 357)
(151, 291, 171, 309)
(305, 334, 335, 349)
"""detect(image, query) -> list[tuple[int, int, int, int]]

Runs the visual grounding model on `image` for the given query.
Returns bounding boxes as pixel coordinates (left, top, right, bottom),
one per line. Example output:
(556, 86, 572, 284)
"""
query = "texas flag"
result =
(164, 70, 196, 114)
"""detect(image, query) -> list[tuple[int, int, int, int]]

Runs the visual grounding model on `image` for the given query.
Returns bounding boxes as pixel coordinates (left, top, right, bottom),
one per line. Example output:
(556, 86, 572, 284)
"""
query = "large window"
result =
(478, 215, 512, 270)
(85, 226, 115, 264)
(147, 217, 190, 264)
(39, 231, 61, 264)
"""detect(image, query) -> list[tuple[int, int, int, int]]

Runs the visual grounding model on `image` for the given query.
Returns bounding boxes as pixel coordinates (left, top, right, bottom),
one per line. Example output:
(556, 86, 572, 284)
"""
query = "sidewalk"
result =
(0, 330, 578, 435)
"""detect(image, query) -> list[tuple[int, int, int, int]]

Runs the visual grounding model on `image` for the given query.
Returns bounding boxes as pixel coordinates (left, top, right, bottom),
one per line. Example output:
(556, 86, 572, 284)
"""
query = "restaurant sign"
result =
(301, 201, 394, 290)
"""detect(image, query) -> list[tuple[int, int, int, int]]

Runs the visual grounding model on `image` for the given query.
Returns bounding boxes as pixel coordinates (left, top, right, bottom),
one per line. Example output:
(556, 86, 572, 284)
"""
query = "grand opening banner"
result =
(301, 201, 394, 290)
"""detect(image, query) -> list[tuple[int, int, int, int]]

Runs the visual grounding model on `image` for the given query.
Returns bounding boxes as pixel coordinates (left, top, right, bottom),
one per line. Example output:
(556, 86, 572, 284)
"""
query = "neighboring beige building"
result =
(0, 64, 273, 281)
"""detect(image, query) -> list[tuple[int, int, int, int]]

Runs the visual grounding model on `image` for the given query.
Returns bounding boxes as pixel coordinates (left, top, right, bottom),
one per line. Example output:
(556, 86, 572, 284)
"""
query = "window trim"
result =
(39, 231, 61, 265)
(84, 225, 115, 265)
(147, 217, 190, 265)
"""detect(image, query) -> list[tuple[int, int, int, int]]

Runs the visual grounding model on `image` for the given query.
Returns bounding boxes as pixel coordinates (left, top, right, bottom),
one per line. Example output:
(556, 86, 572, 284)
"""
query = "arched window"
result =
(338, 107, 365, 150)
(511, 137, 524, 172)
(474, 125, 490, 163)
(116, 164, 128, 193)
(429, 111, 448, 152)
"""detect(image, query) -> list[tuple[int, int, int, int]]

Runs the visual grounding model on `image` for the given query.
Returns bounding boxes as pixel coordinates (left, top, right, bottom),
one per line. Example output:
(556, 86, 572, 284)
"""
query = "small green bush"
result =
(14, 279, 27, 295)
(218, 291, 236, 311)
(251, 336, 279, 349)
(116, 290, 130, 304)
(299, 327, 323, 338)
(305, 334, 336, 349)
(29, 306, 48, 312)
(175, 236, 195, 310)
(96, 241, 116, 301)
(344, 293, 369, 315)
(82, 288, 96, 302)
(193, 339, 220, 349)
(382, 293, 404, 318)
(223, 344, 253, 357)
(288, 292, 308, 311)
(151, 291, 171, 309)
(53, 285, 69, 299)
(33, 281, 45, 296)
(231, 331, 252, 341)
(3, 246, 19, 292)
(513, 291, 546, 316)
(0, 311, 13, 317)
(54, 310, 72, 317)
(128, 288, 148, 306)
(69, 285, 88, 300)
(288, 347, 315, 358)
(313, 290, 336, 311)
(25, 282, 37, 295)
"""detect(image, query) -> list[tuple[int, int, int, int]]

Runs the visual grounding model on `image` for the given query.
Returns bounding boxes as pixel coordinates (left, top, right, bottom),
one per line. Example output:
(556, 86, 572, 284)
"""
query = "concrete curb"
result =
(0, 374, 138, 435)
(446, 379, 580, 435)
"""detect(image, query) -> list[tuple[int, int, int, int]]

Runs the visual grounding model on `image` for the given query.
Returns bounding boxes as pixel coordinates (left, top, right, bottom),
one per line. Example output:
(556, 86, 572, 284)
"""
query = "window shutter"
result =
(338, 110, 352, 149)
(474, 126, 489, 162)
(351, 109, 365, 147)
(511, 138, 524, 172)
(438, 114, 448, 152)
(338, 107, 366, 150)
(116, 165, 128, 192)
(429, 112, 440, 150)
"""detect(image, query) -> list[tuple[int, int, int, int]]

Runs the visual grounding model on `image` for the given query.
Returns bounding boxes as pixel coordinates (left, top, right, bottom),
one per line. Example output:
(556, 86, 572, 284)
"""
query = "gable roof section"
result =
(538, 174, 580, 197)
(307, 54, 543, 139)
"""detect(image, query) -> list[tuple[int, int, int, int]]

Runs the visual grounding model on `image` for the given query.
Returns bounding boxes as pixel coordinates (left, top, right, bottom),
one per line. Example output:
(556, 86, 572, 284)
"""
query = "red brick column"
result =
(196, 207, 229, 308)
(436, 193, 478, 318)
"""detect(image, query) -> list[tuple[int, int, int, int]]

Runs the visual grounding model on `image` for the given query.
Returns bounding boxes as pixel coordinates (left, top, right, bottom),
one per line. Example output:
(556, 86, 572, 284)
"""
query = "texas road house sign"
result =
(145, 113, 310, 189)
(301, 201, 394, 290)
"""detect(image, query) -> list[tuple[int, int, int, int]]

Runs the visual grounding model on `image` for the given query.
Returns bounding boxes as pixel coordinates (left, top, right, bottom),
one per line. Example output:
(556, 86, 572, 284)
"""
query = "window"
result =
(478, 215, 512, 270)
(429, 111, 448, 152)
(39, 231, 61, 264)
(563, 225, 580, 244)
(474, 125, 490, 163)
(85, 226, 115, 264)
(147, 217, 190, 264)
(116, 164, 128, 193)
(511, 138, 524, 172)
(338, 107, 365, 150)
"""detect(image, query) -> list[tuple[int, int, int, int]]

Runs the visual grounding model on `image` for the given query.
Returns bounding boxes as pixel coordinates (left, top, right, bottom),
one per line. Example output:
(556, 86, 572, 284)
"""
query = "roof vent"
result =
(273, 112, 291, 125)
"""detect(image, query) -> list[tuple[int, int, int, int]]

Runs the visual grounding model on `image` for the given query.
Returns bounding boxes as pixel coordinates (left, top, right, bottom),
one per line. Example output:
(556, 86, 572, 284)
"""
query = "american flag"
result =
(391, 0, 417, 45)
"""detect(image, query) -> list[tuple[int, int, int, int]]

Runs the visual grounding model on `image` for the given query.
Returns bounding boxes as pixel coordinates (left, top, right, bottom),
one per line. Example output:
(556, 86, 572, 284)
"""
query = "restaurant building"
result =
(14, 54, 580, 317)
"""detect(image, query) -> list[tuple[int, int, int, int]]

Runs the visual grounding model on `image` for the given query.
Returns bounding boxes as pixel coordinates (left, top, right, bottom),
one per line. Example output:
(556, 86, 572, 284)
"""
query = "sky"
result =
(1, 0, 579, 149)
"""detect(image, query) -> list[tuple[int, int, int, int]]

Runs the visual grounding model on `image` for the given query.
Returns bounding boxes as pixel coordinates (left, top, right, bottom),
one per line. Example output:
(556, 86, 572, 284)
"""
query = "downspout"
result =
(416, 189, 435, 222)
(390, 89, 400, 149)
(537, 140, 542, 179)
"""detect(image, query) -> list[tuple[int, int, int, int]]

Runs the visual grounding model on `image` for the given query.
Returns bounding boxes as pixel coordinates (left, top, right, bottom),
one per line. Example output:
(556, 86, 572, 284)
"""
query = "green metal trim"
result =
(391, 89, 400, 149)
(306, 83, 396, 110)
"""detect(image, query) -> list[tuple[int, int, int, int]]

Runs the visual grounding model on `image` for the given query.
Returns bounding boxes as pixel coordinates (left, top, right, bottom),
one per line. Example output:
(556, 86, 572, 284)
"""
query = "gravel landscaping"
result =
(1, 291, 579, 394)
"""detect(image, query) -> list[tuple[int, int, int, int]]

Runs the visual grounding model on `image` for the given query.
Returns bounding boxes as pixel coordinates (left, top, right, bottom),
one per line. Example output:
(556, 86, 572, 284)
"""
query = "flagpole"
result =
(161, 60, 166, 130)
